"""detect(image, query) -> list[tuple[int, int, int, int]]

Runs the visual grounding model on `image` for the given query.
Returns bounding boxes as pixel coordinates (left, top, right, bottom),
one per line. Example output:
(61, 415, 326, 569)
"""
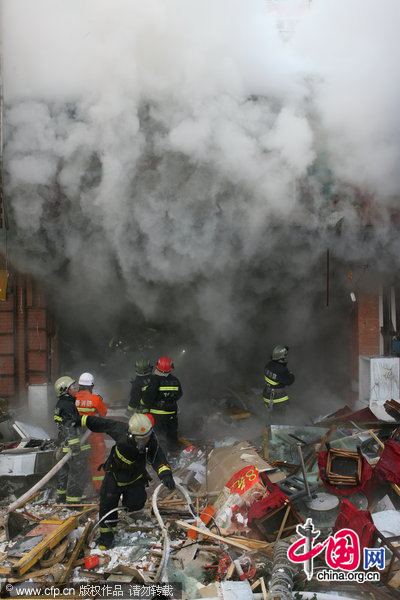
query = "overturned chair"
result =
(318, 443, 374, 497)
(324, 445, 363, 487)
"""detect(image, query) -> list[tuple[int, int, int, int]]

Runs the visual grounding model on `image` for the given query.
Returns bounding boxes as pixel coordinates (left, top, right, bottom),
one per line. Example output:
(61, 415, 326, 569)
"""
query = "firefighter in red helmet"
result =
(142, 356, 183, 452)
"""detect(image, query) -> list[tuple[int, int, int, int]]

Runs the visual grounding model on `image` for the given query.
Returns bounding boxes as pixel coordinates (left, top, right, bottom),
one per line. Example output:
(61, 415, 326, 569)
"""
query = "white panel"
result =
(359, 356, 400, 409)
(28, 384, 51, 415)
(13, 421, 51, 440)
(0, 453, 37, 476)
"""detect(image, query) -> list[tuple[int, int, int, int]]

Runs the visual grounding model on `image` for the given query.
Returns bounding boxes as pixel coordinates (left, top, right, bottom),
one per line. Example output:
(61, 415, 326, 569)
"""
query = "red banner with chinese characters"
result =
(225, 466, 260, 495)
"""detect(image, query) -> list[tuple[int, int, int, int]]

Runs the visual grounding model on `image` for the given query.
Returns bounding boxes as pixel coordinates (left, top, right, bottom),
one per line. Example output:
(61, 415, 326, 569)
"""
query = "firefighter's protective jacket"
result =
(76, 390, 108, 489)
(80, 415, 172, 486)
(263, 360, 295, 405)
(128, 374, 153, 413)
(54, 394, 83, 453)
(143, 373, 183, 415)
(76, 390, 108, 417)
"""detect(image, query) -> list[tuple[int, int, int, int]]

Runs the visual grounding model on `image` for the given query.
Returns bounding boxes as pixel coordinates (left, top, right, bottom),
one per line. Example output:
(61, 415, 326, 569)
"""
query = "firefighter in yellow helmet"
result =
(53, 376, 89, 506)
(79, 411, 174, 549)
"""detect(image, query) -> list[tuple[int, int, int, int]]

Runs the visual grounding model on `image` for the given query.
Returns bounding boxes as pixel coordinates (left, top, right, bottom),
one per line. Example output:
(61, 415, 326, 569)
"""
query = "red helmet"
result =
(143, 413, 155, 427)
(156, 356, 173, 373)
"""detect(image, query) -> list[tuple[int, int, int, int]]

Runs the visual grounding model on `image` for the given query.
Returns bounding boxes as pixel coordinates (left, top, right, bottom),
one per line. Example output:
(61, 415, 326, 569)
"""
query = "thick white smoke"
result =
(2, 0, 400, 414)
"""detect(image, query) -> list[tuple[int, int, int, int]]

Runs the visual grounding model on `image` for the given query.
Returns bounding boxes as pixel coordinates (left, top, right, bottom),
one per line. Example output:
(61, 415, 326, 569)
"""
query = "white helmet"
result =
(79, 372, 94, 386)
(128, 413, 153, 437)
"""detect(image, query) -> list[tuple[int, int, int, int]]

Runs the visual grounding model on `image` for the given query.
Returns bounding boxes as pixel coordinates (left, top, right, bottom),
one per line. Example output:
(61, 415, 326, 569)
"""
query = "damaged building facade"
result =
(1, 1, 400, 599)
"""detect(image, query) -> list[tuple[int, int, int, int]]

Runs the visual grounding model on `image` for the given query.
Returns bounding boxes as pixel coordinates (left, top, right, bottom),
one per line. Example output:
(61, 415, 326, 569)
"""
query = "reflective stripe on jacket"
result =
(76, 390, 108, 417)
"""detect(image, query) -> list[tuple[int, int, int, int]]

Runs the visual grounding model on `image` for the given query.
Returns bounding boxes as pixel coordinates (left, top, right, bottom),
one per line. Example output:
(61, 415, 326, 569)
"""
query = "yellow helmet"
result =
(128, 413, 153, 437)
(54, 376, 76, 397)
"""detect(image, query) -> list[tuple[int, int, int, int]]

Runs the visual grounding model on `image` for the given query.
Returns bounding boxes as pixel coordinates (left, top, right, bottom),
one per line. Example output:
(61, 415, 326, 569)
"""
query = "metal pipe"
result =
(296, 442, 312, 500)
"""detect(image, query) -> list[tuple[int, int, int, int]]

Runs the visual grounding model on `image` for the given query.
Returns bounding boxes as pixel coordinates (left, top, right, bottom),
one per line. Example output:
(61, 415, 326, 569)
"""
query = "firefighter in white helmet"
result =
(75, 372, 108, 492)
(78, 411, 175, 549)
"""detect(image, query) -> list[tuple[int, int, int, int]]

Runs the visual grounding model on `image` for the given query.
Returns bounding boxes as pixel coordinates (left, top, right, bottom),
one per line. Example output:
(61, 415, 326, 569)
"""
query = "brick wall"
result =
(357, 292, 381, 356)
(0, 262, 58, 406)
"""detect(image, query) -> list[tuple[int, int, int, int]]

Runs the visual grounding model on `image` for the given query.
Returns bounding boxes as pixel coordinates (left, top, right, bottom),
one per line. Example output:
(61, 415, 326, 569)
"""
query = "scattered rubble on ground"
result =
(1, 406, 400, 599)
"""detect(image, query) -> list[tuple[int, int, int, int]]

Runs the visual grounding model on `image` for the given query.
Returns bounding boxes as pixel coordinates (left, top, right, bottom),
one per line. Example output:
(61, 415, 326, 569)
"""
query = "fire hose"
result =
(151, 482, 197, 583)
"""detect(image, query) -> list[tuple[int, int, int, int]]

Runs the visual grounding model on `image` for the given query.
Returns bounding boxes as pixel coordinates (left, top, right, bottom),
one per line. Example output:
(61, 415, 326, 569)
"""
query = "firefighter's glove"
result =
(161, 473, 176, 491)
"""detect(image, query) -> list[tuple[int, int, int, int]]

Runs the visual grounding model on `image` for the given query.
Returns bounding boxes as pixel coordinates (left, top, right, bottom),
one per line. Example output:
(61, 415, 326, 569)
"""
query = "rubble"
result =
(1, 411, 400, 599)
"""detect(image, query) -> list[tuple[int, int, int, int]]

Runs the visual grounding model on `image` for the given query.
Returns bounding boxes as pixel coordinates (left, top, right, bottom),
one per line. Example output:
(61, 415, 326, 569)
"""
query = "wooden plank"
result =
(40, 537, 70, 568)
(262, 427, 269, 461)
(276, 505, 291, 542)
(306, 425, 336, 472)
(389, 569, 400, 588)
(225, 561, 235, 580)
(392, 484, 400, 497)
(7, 564, 65, 584)
(13, 515, 80, 576)
(57, 521, 93, 584)
(49, 504, 98, 508)
(251, 578, 262, 591)
(260, 576, 268, 600)
(175, 520, 258, 551)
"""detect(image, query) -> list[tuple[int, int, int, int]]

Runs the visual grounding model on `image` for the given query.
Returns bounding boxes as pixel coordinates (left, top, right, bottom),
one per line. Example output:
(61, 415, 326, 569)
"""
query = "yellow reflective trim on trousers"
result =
(99, 526, 117, 532)
(116, 447, 133, 465)
(62, 447, 70, 452)
(264, 376, 278, 386)
(66, 496, 82, 502)
(150, 409, 176, 415)
(54, 415, 63, 422)
(158, 465, 171, 475)
(263, 396, 289, 404)
(159, 386, 179, 391)
(69, 438, 80, 445)
(80, 444, 91, 451)
(116, 473, 143, 487)
(56, 489, 66, 494)
(78, 407, 96, 413)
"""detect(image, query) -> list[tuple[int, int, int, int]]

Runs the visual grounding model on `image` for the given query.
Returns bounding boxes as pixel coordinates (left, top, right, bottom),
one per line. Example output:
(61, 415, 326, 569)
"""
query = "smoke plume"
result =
(2, 0, 400, 420)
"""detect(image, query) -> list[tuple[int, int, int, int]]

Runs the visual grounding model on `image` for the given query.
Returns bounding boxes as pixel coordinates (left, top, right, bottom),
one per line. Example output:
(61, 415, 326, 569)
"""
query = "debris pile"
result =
(1, 409, 400, 599)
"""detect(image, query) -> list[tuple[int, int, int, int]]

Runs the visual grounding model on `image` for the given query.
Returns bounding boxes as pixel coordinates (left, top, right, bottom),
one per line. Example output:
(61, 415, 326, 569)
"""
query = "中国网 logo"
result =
(287, 518, 383, 583)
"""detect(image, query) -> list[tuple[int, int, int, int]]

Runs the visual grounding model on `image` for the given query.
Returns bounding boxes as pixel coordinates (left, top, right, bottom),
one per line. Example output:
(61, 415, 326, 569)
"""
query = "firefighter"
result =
(263, 345, 295, 415)
(75, 372, 108, 492)
(142, 356, 183, 452)
(79, 412, 175, 549)
(53, 376, 89, 506)
(127, 359, 153, 415)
